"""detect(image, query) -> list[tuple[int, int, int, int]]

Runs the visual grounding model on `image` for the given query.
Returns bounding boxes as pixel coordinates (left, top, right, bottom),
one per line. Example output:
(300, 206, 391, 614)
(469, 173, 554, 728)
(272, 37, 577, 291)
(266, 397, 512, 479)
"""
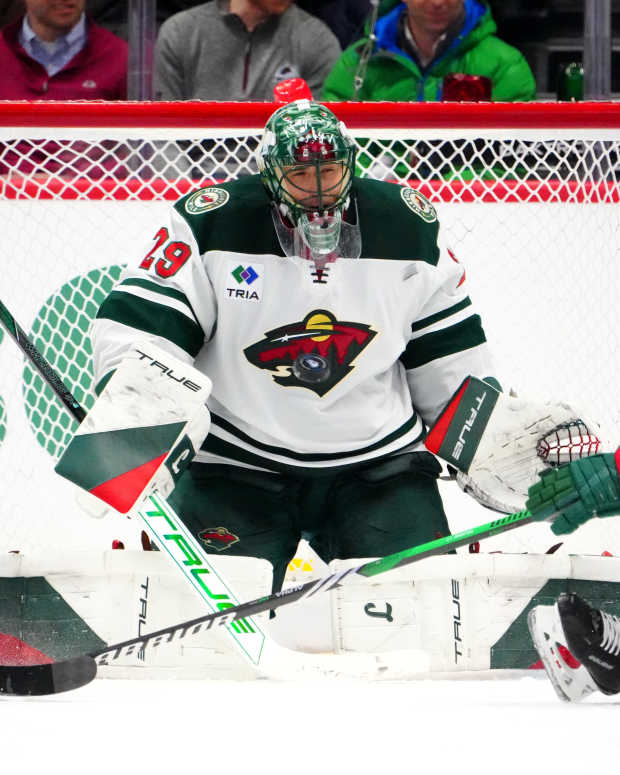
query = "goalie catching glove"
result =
(527, 452, 620, 535)
(56, 340, 212, 514)
(425, 376, 603, 514)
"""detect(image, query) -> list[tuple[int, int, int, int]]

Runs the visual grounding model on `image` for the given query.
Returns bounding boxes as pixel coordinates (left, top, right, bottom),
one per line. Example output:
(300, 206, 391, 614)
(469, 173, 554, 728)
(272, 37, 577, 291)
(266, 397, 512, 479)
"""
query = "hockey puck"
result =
(292, 353, 330, 383)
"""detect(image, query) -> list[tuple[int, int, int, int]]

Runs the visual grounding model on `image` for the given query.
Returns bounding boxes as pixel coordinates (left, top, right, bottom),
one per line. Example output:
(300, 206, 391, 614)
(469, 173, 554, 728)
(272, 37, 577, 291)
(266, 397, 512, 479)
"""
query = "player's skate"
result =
(529, 593, 620, 701)
(527, 600, 596, 702)
(556, 593, 620, 696)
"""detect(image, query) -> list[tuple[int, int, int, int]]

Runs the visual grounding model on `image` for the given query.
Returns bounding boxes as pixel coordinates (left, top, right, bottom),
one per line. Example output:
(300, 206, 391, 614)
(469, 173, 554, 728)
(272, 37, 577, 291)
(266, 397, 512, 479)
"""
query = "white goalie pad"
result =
(3, 551, 620, 681)
(271, 552, 620, 676)
(55, 340, 212, 514)
(425, 376, 603, 513)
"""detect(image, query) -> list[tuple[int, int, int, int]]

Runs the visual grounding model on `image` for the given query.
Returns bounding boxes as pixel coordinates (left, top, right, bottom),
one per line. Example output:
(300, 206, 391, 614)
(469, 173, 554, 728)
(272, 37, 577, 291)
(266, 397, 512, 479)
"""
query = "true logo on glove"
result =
(135, 349, 202, 392)
(452, 390, 488, 463)
(425, 376, 499, 473)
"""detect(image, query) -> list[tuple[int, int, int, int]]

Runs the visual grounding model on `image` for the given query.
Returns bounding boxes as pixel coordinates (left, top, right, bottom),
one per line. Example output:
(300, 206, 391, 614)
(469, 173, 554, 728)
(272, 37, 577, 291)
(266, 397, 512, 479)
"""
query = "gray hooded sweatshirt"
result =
(154, 0, 341, 100)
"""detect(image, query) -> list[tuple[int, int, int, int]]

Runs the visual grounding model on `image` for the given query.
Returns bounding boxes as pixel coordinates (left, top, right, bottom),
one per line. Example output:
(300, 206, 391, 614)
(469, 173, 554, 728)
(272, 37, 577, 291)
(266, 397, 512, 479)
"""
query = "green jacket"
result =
(322, 0, 536, 102)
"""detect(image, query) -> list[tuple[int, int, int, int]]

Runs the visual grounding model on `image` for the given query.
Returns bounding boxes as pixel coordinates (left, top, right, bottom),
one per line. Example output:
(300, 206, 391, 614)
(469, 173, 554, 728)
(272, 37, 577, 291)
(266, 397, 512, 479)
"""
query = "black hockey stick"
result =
(0, 507, 536, 696)
(0, 299, 86, 422)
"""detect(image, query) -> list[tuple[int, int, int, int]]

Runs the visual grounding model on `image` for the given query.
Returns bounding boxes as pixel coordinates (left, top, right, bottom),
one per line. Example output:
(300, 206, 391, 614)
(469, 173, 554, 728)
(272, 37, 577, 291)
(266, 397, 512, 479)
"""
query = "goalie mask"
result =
(257, 100, 360, 259)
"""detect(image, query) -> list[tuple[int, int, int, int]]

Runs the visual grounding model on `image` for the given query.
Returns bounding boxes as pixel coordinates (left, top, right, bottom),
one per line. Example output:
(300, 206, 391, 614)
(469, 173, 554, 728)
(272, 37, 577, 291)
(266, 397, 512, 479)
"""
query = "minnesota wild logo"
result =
(244, 309, 376, 396)
(400, 187, 437, 223)
(184, 187, 229, 215)
(198, 526, 239, 551)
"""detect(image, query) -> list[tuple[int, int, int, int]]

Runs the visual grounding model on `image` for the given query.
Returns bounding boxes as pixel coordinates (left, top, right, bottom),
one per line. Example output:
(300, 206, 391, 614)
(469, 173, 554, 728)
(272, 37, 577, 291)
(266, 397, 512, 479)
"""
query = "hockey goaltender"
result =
(54, 99, 617, 700)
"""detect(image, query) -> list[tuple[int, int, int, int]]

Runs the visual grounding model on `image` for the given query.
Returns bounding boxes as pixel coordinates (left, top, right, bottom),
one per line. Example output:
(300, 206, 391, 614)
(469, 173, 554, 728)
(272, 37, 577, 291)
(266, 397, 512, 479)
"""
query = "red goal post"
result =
(1, 100, 620, 200)
(0, 100, 619, 557)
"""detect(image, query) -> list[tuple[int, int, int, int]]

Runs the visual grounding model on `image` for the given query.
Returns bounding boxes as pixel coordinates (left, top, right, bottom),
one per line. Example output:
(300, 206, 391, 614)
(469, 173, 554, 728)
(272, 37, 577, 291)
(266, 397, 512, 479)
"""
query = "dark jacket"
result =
(297, 0, 371, 49)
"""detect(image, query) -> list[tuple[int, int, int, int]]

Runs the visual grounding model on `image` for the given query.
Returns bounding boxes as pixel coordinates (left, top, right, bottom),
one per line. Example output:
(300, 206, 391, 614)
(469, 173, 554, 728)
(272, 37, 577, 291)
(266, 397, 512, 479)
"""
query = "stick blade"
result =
(0, 656, 97, 696)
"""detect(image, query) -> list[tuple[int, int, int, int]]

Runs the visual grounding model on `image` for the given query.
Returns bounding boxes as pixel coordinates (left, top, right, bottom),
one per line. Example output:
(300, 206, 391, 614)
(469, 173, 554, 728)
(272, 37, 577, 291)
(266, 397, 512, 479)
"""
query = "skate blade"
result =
(527, 605, 596, 703)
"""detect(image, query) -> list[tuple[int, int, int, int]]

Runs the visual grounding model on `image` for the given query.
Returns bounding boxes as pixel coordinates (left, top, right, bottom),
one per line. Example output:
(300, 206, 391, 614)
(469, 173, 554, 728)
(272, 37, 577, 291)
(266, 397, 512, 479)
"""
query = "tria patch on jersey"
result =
(225, 261, 263, 301)
(184, 187, 230, 215)
(400, 187, 437, 223)
(244, 309, 376, 396)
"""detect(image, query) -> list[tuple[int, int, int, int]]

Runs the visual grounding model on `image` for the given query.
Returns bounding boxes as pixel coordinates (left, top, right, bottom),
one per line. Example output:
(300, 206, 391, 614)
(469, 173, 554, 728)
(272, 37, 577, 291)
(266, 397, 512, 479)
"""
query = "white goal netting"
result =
(1, 100, 619, 558)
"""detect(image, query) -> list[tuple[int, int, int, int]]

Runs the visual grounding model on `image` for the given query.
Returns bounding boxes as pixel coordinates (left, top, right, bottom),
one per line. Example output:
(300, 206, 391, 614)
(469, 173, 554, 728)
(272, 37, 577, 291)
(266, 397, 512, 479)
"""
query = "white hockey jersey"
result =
(91, 174, 496, 475)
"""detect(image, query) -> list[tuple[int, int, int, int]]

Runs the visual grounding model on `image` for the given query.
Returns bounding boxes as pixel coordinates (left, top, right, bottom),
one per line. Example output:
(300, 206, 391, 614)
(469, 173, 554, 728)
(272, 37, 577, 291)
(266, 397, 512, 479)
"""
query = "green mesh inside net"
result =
(22, 265, 123, 459)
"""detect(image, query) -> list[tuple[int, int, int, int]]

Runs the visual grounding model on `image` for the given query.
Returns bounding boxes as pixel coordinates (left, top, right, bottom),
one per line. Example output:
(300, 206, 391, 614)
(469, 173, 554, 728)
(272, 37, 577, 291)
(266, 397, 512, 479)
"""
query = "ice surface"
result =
(1, 674, 619, 775)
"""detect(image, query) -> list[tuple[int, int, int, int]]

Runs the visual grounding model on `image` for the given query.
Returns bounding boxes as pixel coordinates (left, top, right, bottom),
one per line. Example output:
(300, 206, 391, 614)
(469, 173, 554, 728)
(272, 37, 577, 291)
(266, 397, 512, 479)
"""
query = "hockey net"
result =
(0, 100, 619, 558)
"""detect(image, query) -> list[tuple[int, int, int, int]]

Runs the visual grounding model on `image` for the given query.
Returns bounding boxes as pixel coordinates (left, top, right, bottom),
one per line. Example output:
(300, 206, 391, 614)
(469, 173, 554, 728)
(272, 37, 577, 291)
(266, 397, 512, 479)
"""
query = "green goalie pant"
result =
(169, 451, 450, 593)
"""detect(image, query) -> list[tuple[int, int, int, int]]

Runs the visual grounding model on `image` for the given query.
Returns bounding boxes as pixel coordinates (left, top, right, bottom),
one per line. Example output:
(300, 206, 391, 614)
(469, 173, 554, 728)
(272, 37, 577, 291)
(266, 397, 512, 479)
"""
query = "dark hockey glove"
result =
(526, 451, 620, 535)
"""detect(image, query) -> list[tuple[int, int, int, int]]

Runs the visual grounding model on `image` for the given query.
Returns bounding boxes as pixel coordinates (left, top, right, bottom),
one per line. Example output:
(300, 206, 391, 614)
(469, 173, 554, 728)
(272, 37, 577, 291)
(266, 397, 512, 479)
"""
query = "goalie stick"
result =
(0, 506, 538, 695)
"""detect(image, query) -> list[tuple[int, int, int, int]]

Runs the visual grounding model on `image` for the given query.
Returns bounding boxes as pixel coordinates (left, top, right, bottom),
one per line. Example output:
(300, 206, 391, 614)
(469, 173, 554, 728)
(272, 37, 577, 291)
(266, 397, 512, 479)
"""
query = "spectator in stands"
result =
(154, 0, 341, 101)
(0, 1, 129, 180)
(0, 0, 127, 99)
(322, 0, 536, 102)
(297, 0, 371, 49)
(86, 0, 367, 46)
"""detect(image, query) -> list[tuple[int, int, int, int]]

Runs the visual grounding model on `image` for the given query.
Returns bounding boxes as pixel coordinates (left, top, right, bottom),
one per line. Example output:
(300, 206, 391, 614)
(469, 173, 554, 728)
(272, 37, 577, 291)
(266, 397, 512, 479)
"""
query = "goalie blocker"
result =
(424, 376, 602, 514)
(55, 342, 212, 514)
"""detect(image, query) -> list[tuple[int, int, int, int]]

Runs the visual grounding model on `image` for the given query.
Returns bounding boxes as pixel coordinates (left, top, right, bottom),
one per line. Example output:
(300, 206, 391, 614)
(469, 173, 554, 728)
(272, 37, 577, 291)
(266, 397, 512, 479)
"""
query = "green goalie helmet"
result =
(257, 100, 357, 224)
